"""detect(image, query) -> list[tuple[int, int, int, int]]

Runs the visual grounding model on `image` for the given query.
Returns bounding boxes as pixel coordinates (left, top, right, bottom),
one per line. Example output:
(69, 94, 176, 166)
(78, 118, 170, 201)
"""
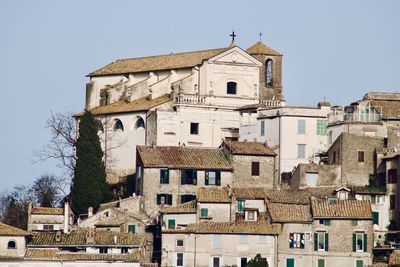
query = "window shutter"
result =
(205, 171, 209, 185)
(166, 169, 169, 183)
(193, 170, 197, 185)
(167, 194, 173, 205)
(373, 212, 379, 225)
(352, 234, 356, 252)
(216, 171, 221, 186)
(364, 233, 368, 252)
(324, 220, 331, 226)
(300, 233, 305, 249)
(324, 233, 329, 251)
(351, 220, 357, 226)
(314, 233, 318, 251)
(156, 194, 161, 205)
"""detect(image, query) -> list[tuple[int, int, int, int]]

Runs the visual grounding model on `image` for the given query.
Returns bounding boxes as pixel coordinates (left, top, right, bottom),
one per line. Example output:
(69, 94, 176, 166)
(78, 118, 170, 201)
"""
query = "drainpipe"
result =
(274, 235, 278, 267)
(193, 233, 197, 267)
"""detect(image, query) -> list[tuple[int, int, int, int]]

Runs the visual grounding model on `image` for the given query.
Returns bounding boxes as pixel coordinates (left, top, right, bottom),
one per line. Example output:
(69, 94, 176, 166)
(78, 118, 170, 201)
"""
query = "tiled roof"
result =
(233, 187, 268, 199)
(89, 47, 230, 76)
(224, 141, 276, 156)
(137, 146, 232, 170)
(24, 248, 140, 262)
(75, 94, 172, 117)
(31, 207, 64, 215)
(160, 200, 197, 214)
(94, 219, 125, 227)
(183, 221, 281, 234)
(311, 200, 372, 219)
(29, 229, 147, 247)
(352, 186, 386, 195)
(265, 187, 337, 204)
(370, 99, 400, 120)
(0, 222, 30, 236)
(267, 203, 312, 223)
(197, 188, 231, 203)
(246, 41, 282, 56)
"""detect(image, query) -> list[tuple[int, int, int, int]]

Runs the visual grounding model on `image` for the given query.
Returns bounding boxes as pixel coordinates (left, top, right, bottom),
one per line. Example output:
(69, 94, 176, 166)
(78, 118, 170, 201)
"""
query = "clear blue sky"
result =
(0, 0, 399, 191)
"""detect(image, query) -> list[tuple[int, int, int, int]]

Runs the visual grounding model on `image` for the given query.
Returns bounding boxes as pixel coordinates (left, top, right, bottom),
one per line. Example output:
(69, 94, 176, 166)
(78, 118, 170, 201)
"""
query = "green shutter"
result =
(237, 200, 244, 212)
(352, 220, 357, 226)
(356, 260, 363, 267)
(364, 233, 368, 252)
(324, 219, 331, 226)
(300, 233, 305, 249)
(373, 212, 379, 225)
(168, 219, 175, 229)
(201, 208, 208, 218)
(324, 233, 329, 251)
(286, 258, 294, 267)
(193, 170, 197, 185)
(314, 233, 318, 251)
(352, 234, 356, 252)
(205, 171, 209, 185)
(167, 194, 172, 205)
(128, 224, 136, 233)
(216, 171, 221, 186)
(318, 259, 325, 267)
(156, 194, 161, 205)
(289, 233, 293, 248)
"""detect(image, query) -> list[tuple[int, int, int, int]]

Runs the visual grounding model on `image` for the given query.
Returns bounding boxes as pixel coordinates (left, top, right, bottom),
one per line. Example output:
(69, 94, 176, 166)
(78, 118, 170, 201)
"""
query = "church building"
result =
(82, 38, 284, 184)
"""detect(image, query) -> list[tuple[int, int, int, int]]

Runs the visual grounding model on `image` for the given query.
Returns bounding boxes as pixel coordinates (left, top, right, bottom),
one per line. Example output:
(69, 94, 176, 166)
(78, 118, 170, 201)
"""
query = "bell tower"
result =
(246, 41, 283, 100)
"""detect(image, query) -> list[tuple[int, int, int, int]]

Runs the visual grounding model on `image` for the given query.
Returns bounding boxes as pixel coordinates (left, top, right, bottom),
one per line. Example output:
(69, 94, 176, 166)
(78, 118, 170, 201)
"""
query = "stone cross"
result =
(230, 31, 236, 43)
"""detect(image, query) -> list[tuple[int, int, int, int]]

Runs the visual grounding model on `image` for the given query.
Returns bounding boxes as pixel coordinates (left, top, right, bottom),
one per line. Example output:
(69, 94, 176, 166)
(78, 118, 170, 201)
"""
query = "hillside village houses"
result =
(3, 36, 400, 267)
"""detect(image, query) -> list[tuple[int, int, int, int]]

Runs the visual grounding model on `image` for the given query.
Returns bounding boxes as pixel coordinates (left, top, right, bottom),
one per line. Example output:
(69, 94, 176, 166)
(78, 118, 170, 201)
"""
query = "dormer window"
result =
(7, 240, 16, 249)
(227, 82, 237, 95)
(135, 117, 145, 129)
(265, 59, 273, 86)
(114, 119, 124, 131)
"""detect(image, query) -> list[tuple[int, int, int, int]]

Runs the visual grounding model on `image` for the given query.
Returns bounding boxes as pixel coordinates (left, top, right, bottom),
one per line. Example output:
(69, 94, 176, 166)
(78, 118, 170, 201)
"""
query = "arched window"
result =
(265, 59, 273, 86)
(96, 119, 104, 133)
(135, 117, 145, 129)
(7, 240, 16, 249)
(114, 119, 124, 131)
(227, 82, 237, 95)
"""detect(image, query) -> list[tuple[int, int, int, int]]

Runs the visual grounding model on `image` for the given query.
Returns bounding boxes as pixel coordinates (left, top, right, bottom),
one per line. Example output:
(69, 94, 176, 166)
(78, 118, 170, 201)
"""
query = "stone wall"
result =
(232, 154, 275, 188)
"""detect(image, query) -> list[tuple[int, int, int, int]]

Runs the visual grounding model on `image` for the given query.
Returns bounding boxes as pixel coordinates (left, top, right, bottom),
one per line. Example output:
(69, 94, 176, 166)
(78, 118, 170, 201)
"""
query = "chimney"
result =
(27, 202, 33, 231)
(88, 207, 93, 218)
(63, 202, 69, 234)
(86, 229, 95, 244)
(55, 231, 62, 242)
(113, 235, 118, 244)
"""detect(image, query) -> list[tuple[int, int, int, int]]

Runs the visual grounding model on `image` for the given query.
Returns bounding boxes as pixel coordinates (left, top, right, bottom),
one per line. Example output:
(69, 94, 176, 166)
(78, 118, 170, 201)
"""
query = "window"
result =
(190, 122, 199, 135)
(157, 194, 172, 205)
(388, 169, 397, 183)
(168, 219, 176, 229)
(227, 81, 237, 94)
(239, 235, 248, 244)
(205, 170, 221, 186)
(135, 117, 145, 129)
(297, 144, 306, 159)
(356, 260, 363, 267)
(371, 195, 383, 204)
(358, 151, 365, 162)
(128, 224, 136, 234)
(237, 200, 244, 212)
(43, 224, 54, 231)
(177, 253, 184, 267)
(99, 247, 108, 254)
(160, 169, 169, 184)
(181, 169, 197, 185)
(213, 234, 221, 249)
(390, 195, 395, 210)
(260, 120, 265, 136)
(265, 59, 273, 86)
(373, 212, 379, 225)
(316, 120, 327, 135)
(96, 119, 104, 133)
(353, 233, 367, 252)
(305, 172, 318, 187)
(181, 194, 196, 203)
(121, 247, 128, 254)
(319, 219, 331, 226)
(286, 258, 294, 267)
(317, 259, 325, 267)
(200, 208, 209, 218)
(351, 220, 360, 226)
(314, 232, 328, 251)
(246, 210, 256, 221)
(213, 257, 221, 267)
(240, 257, 248, 267)
(114, 119, 124, 131)
(7, 240, 16, 249)
(176, 239, 184, 247)
(298, 119, 306, 134)
(289, 233, 305, 249)
(251, 162, 260, 176)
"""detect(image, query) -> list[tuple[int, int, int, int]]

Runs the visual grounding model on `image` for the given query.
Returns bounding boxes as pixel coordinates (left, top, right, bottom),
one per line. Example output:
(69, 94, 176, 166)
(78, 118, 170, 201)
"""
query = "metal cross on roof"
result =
(230, 31, 236, 43)
(259, 32, 263, 42)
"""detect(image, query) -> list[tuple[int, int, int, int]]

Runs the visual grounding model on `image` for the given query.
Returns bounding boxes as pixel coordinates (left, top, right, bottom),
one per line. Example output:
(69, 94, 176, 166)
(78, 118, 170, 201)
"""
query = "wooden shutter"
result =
(193, 170, 197, 185)
(156, 194, 161, 205)
(351, 220, 357, 226)
(314, 233, 318, 251)
(205, 171, 209, 185)
(352, 234, 356, 252)
(289, 233, 294, 248)
(356, 260, 363, 267)
(167, 194, 173, 205)
(216, 171, 221, 186)
(373, 212, 379, 225)
(300, 233, 305, 249)
(324, 233, 328, 251)
(318, 259, 325, 267)
(364, 233, 368, 252)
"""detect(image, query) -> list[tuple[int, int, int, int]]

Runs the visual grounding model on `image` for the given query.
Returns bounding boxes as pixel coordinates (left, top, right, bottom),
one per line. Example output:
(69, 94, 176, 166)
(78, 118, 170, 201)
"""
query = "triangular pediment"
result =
(208, 46, 262, 66)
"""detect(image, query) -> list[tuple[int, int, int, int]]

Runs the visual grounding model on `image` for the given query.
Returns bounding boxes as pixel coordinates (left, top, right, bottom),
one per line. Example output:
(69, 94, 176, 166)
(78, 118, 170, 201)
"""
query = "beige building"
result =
(0, 222, 30, 258)
(27, 202, 74, 233)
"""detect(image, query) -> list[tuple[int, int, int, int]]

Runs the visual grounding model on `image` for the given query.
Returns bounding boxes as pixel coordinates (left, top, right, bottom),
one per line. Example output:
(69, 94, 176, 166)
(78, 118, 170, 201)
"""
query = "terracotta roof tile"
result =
(183, 221, 281, 234)
(246, 41, 282, 56)
(224, 141, 276, 156)
(24, 248, 141, 262)
(233, 187, 268, 199)
(311, 199, 372, 219)
(160, 200, 197, 213)
(197, 188, 231, 203)
(29, 229, 147, 247)
(352, 186, 386, 195)
(76, 94, 172, 117)
(267, 203, 312, 223)
(265, 187, 337, 204)
(94, 219, 125, 227)
(370, 99, 400, 120)
(0, 222, 30, 236)
(89, 47, 230, 76)
(137, 146, 232, 170)
(31, 207, 64, 215)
